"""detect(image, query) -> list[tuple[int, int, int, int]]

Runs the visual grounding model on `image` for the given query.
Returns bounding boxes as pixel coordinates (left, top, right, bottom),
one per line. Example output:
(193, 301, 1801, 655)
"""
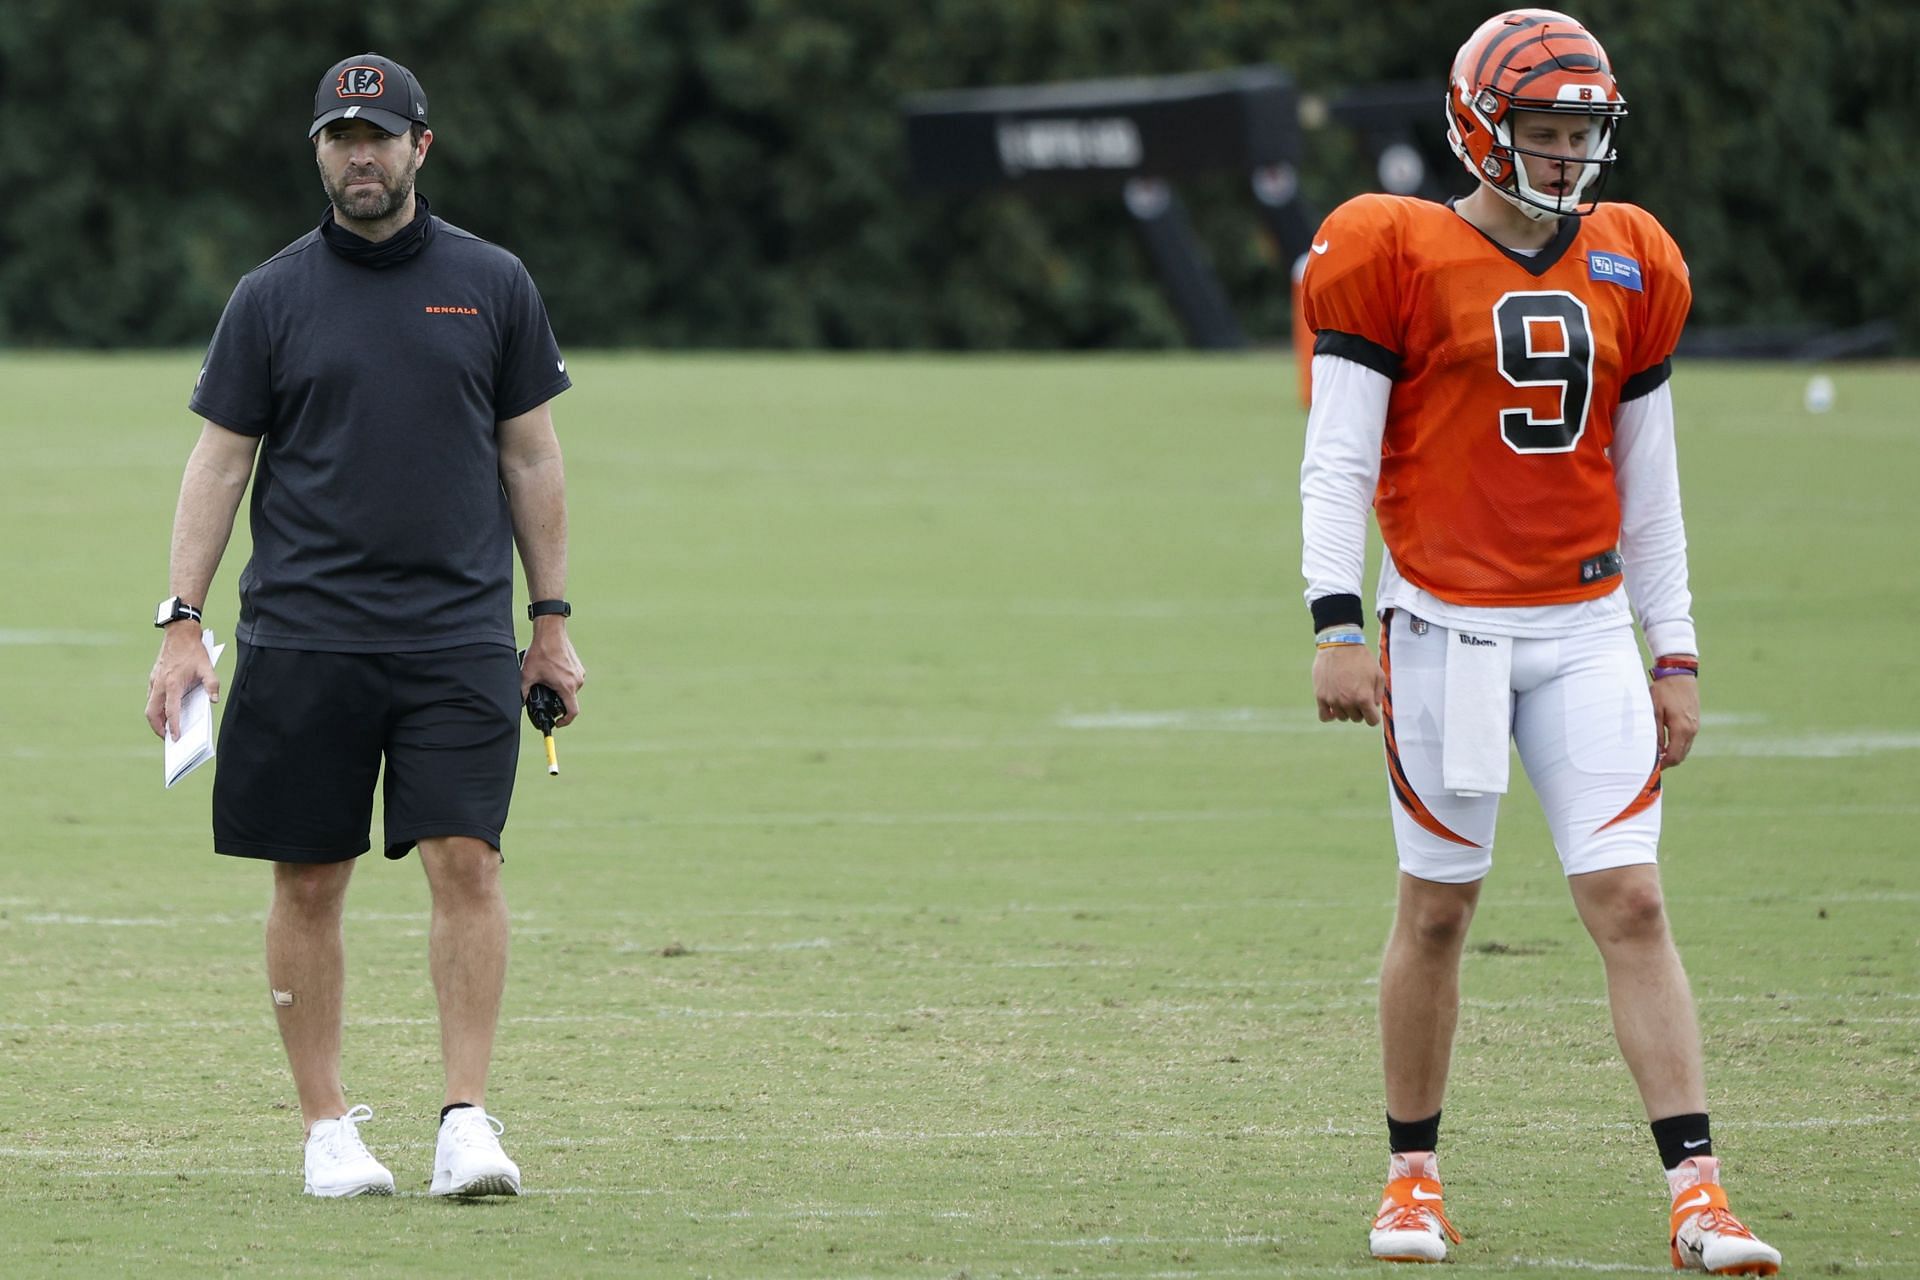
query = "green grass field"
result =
(1, 353, 1915, 1277)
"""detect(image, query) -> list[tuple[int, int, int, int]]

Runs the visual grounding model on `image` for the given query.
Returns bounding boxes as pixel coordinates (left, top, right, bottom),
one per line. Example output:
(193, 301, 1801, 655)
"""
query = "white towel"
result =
(1442, 627, 1513, 796)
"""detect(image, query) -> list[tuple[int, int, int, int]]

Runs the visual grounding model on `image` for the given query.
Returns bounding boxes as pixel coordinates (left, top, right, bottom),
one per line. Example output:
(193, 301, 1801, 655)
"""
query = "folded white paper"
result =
(164, 629, 226, 789)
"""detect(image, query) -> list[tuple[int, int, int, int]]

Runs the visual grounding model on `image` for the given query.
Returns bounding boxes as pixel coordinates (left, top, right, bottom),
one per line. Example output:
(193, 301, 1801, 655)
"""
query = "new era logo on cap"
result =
(310, 53, 428, 138)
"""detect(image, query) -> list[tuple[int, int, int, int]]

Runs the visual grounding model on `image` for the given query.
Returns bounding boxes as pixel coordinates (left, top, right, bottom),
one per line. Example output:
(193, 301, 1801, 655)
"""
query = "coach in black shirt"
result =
(144, 53, 583, 1200)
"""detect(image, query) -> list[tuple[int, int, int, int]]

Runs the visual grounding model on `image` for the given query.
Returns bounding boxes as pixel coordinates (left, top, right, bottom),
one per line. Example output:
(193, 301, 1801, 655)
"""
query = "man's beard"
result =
(321, 155, 418, 224)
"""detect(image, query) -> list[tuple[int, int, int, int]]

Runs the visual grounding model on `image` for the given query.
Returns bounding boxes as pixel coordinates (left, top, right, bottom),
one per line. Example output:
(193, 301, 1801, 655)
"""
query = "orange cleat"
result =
(1669, 1159, 1781, 1276)
(1370, 1174, 1461, 1264)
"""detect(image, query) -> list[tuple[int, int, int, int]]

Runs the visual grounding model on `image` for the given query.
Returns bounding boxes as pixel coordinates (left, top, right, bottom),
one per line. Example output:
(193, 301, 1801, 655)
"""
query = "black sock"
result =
(1388, 1110, 1441, 1153)
(441, 1102, 476, 1123)
(1651, 1112, 1712, 1169)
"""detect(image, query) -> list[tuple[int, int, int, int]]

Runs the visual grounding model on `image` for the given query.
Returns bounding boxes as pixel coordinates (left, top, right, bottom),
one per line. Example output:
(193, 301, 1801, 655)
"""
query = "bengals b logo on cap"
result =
(336, 66, 386, 98)
(310, 53, 428, 138)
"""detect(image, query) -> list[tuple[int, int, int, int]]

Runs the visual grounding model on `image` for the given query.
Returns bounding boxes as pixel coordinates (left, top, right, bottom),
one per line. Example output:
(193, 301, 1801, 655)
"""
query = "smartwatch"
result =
(527, 599, 572, 620)
(155, 596, 204, 628)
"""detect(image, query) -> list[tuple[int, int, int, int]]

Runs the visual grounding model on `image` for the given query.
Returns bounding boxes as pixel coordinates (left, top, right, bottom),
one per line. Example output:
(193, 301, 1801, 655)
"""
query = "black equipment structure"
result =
(905, 67, 1306, 350)
(1252, 81, 1449, 282)
(905, 68, 1453, 350)
(1319, 82, 1452, 204)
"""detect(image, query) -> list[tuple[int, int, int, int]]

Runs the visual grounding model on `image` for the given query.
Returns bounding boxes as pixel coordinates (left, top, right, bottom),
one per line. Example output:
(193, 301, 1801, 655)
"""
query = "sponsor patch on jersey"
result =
(1587, 251, 1643, 292)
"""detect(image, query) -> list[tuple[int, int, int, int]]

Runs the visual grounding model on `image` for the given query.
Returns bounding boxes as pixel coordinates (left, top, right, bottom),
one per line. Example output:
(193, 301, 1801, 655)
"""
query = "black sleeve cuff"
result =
(1310, 593, 1365, 633)
(1620, 357, 1673, 403)
(1312, 330, 1403, 380)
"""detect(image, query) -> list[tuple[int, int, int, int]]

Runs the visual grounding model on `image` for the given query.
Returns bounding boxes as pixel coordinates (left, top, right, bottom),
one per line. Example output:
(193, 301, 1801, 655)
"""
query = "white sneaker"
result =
(430, 1106, 521, 1197)
(303, 1104, 395, 1198)
(1669, 1158, 1781, 1275)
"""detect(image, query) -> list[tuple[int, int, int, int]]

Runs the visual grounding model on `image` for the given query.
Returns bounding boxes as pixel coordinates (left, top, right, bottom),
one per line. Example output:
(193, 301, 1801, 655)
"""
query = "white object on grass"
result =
(1803, 373, 1835, 413)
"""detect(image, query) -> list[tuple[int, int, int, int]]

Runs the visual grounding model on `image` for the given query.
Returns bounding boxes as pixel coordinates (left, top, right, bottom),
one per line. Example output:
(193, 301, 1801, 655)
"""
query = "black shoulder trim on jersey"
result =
(1313, 330, 1402, 379)
(1311, 593, 1365, 633)
(1445, 198, 1579, 277)
(1620, 358, 1673, 403)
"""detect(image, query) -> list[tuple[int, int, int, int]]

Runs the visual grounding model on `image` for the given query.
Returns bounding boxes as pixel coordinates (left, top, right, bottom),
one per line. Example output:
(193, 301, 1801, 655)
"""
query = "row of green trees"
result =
(2, 0, 1912, 350)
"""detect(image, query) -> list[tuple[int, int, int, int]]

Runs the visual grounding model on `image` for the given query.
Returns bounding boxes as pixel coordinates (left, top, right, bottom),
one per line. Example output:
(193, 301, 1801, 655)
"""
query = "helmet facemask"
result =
(1479, 95, 1624, 221)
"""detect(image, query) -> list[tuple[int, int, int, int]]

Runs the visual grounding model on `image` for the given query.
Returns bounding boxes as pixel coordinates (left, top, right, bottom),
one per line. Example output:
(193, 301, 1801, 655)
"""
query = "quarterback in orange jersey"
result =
(1298, 10, 1780, 1274)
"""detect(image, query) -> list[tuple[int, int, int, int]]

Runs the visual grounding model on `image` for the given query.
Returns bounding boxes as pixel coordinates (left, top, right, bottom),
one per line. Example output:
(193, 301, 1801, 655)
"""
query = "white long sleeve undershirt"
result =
(1299, 352, 1697, 656)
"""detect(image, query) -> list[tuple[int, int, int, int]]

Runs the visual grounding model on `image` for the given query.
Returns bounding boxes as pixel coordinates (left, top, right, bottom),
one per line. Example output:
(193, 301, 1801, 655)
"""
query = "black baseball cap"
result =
(309, 54, 428, 138)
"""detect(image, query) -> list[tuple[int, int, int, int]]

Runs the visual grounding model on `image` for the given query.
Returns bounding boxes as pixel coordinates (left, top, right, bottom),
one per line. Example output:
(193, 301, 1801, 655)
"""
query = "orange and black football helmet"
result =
(1445, 9, 1627, 221)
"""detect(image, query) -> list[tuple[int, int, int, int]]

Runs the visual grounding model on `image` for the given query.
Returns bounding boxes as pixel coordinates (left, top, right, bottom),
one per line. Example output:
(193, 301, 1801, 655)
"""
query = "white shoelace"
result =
(442, 1109, 506, 1150)
(313, 1103, 377, 1161)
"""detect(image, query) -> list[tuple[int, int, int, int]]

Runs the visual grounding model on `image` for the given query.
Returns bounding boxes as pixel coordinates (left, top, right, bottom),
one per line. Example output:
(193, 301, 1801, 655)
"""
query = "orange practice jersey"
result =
(1301, 194, 1690, 606)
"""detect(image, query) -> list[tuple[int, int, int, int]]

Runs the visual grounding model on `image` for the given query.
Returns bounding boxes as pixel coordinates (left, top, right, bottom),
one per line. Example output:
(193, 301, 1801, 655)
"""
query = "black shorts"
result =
(213, 643, 522, 863)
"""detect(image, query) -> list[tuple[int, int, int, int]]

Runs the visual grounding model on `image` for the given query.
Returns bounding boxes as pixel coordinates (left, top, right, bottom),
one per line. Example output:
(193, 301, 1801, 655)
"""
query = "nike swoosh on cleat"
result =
(1409, 1186, 1444, 1202)
(1311, 240, 1330, 254)
(1674, 1190, 1712, 1211)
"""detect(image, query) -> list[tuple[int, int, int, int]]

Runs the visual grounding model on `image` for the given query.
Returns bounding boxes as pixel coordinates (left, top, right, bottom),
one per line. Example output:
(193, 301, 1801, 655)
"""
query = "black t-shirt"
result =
(189, 214, 570, 652)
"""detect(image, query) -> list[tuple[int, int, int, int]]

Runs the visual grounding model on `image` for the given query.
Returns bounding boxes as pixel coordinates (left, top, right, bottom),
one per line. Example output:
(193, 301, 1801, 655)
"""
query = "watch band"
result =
(155, 596, 204, 628)
(527, 599, 572, 620)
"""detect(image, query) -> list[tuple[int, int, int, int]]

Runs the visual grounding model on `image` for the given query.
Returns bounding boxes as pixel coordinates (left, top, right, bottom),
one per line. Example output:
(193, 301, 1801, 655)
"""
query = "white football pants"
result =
(1380, 609, 1664, 884)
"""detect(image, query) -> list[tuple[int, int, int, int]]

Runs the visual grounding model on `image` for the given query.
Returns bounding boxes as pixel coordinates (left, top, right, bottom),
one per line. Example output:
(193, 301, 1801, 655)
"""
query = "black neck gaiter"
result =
(319, 193, 435, 268)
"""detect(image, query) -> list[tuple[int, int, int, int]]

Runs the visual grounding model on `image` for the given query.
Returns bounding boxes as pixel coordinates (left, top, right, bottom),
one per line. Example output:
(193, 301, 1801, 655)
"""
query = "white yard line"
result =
(3, 990, 1914, 1036)
(551, 1113, 1914, 1146)
(1024, 1234, 1289, 1248)
(618, 937, 835, 954)
(68, 1167, 293, 1177)
(17, 887, 1917, 930)
(11, 909, 458, 927)
(540, 808, 1291, 829)
(1056, 708, 1318, 732)
(1052, 705, 1920, 760)
(575, 733, 1121, 754)
(597, 598, 1292, 619)
(1500, 1262, 1671, 1274)
(0, 629, 122, 646)
(1694, 730, 1920, 757)
(35, 799, 1918, 837)
(10, 1113, 1911, 1170)
(8, 744, 155, 760)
